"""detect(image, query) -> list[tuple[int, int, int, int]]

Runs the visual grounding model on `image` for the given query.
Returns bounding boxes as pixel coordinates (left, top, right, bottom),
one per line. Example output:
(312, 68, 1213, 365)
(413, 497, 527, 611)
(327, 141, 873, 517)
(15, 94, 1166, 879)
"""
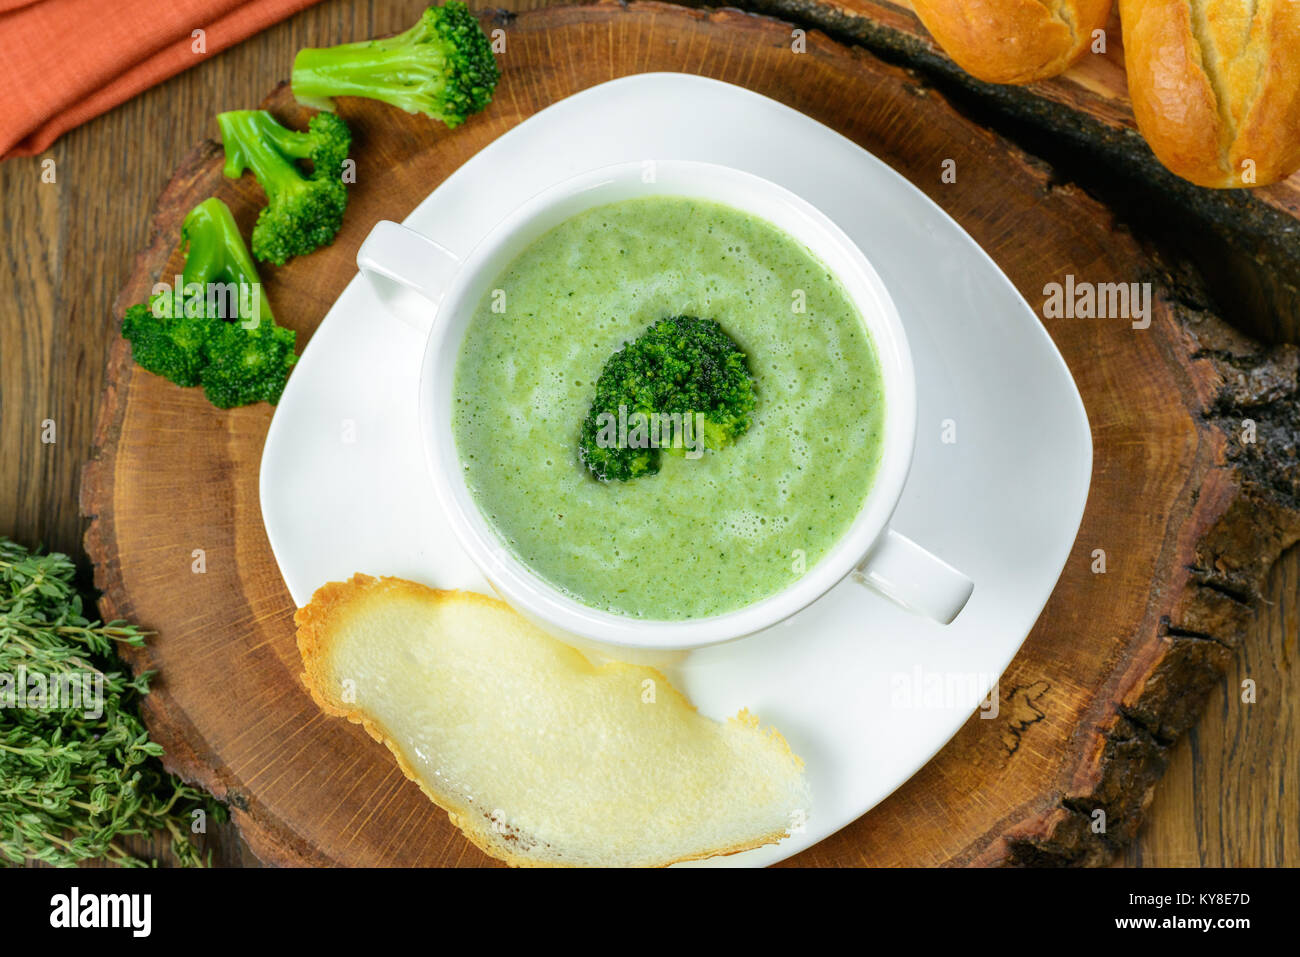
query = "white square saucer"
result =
(260, 73, 1091, 866)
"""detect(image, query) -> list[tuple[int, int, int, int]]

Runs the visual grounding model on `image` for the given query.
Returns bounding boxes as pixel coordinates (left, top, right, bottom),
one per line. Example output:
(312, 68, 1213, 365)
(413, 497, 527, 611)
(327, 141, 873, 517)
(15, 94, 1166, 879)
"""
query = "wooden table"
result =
(1, 0, 1295, 867)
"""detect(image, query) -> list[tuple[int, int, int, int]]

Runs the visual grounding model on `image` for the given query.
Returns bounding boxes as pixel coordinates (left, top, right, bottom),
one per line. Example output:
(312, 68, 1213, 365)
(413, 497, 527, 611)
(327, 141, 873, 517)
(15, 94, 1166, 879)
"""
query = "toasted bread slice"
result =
(296, 575, 809, 867)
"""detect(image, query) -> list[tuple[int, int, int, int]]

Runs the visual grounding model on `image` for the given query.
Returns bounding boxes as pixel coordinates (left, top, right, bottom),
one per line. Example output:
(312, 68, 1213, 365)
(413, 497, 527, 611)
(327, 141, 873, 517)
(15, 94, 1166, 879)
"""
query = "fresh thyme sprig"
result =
(0, 537, 225, 867)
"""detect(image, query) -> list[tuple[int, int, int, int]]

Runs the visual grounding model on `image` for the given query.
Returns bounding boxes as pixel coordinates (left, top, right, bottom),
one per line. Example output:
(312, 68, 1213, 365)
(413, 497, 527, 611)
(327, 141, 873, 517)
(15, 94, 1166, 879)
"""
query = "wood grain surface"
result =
(2, 0, 1297, 867)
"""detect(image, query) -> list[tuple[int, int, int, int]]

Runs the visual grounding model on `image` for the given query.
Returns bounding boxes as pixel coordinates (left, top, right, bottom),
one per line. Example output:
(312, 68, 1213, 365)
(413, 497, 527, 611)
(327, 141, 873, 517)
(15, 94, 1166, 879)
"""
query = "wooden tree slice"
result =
(81, 1, 1300, 866)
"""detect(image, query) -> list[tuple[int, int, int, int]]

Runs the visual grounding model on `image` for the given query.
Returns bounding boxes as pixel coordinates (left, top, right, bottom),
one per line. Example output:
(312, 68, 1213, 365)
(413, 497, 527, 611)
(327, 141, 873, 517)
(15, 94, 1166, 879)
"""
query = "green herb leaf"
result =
(0, 538, 225, 867)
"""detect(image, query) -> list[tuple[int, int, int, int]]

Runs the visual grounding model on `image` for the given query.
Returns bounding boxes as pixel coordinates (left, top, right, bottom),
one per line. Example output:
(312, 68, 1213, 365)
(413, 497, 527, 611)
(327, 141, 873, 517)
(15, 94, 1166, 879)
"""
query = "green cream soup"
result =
(452, 196, 885, 619)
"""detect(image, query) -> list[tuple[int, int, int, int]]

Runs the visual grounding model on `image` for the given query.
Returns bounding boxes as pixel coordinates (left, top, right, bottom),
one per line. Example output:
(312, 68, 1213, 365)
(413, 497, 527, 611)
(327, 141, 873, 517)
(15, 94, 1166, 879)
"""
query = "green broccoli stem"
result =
(217, 111, 312, 209)
(175, 197, 272, 323)
(291, 39, 449, 111)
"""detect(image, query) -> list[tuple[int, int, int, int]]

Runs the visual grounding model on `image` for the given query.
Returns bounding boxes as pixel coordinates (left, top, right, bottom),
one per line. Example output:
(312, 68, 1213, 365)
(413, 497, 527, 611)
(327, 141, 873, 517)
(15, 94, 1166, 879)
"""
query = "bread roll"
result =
(913, 0, 1114, 84)
(1122, 0, 1300, 188)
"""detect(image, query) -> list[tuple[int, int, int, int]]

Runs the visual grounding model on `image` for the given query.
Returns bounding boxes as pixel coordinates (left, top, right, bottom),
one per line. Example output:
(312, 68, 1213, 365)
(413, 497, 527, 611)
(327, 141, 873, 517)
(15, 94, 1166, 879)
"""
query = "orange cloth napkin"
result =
(0, 0, 324, 158)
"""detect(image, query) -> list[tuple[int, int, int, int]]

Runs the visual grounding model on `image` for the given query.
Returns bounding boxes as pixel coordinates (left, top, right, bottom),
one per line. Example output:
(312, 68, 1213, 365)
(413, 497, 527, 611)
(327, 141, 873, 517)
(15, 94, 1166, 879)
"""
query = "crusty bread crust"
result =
(913, 0, 1114, 84)
(295, 574, 802, 867)
(1122, 0, 1300, 187)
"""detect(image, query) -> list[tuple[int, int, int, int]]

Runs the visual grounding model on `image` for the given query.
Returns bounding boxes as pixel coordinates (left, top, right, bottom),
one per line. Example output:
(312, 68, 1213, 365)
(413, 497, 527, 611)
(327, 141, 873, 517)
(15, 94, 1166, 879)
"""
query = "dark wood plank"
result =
(1122, 548, 1299, 866)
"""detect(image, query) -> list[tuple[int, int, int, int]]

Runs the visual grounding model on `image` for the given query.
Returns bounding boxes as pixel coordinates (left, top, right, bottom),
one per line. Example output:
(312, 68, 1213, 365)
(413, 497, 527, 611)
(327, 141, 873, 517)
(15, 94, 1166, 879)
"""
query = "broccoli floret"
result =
(200, 319, 298, 409)
(290, 2, 499, 128)
(121, 303, 212, 388)
(578, 316, 757, 482)
(217, 109, 351, 265)
(119, 197, 297, 408)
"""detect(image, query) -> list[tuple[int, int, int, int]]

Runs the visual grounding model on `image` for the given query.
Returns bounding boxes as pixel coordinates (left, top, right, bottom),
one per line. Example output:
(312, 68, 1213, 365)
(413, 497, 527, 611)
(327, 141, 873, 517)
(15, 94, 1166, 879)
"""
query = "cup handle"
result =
(356, 220, 462, 335)
(854, 528, 973, 624)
